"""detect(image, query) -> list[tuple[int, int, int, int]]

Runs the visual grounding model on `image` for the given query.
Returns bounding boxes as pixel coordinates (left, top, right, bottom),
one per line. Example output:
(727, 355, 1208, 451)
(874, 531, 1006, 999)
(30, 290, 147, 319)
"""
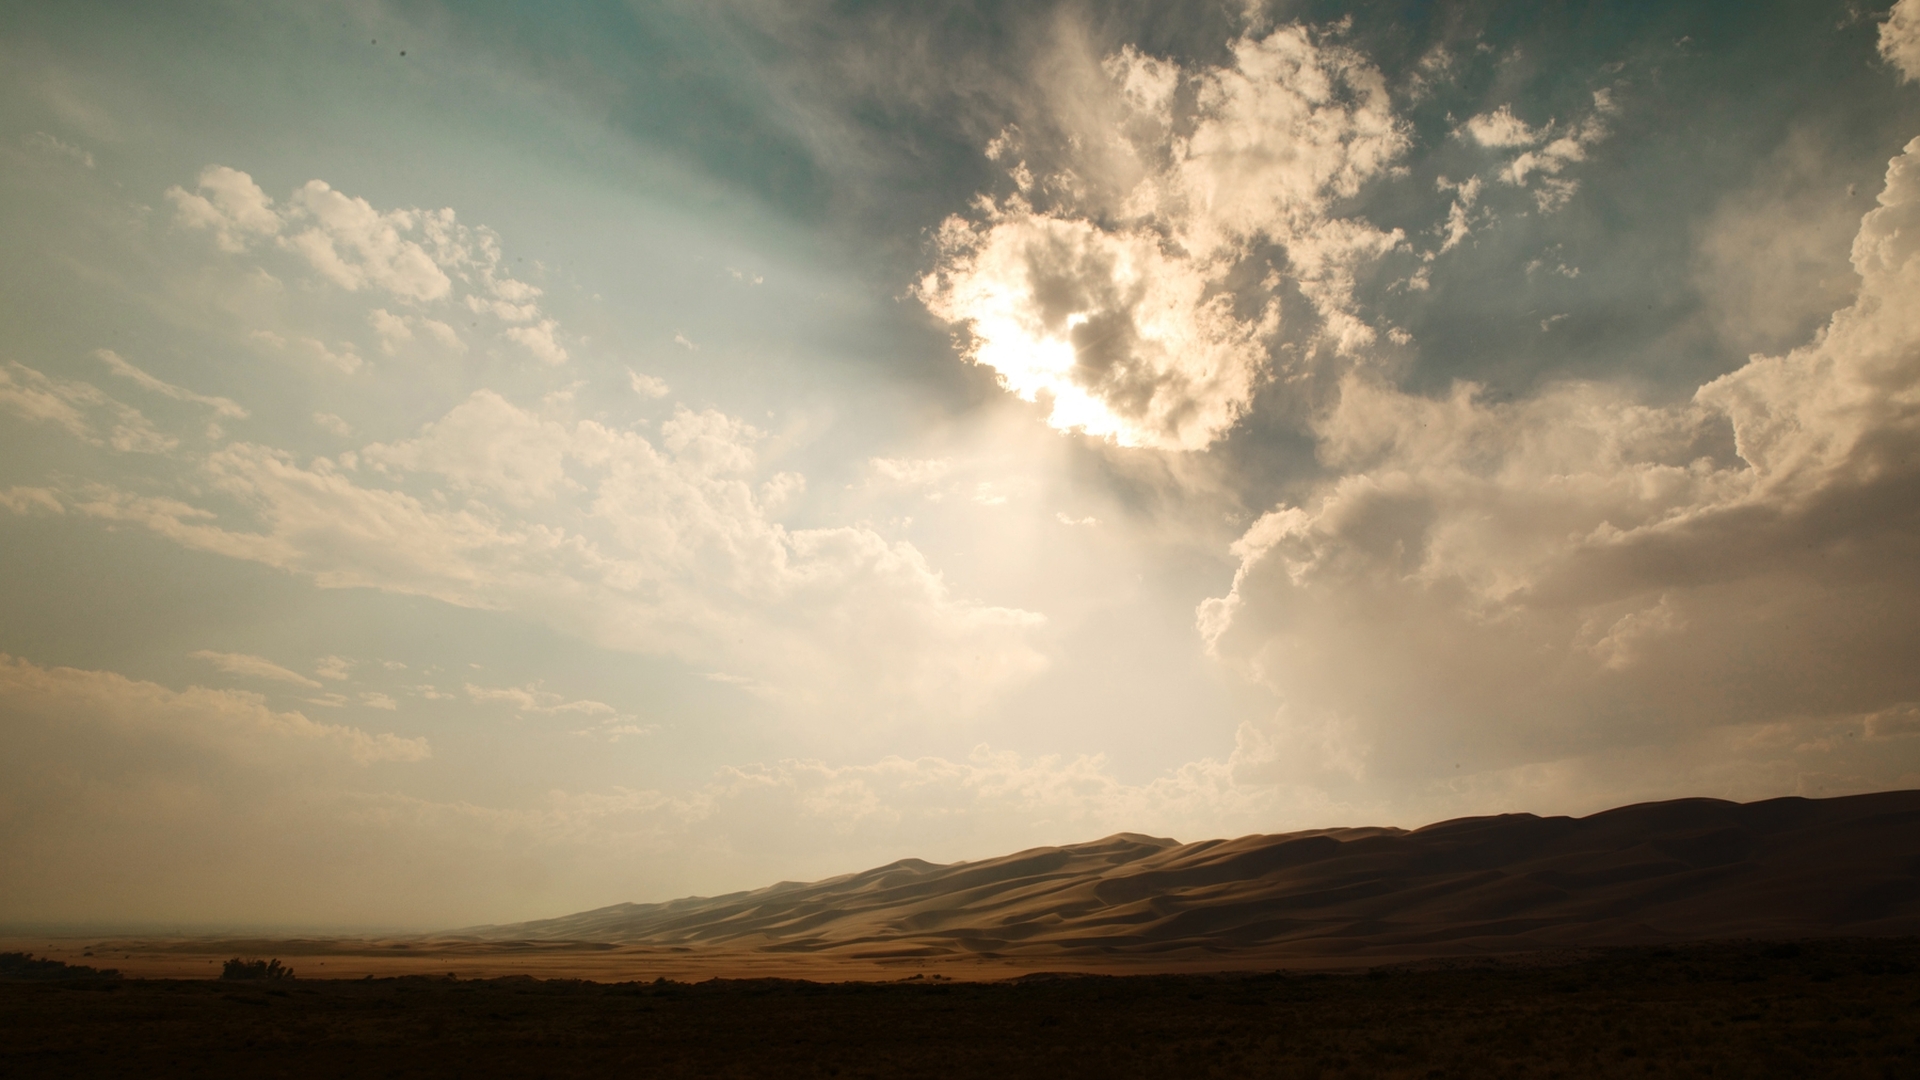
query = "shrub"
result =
(0, 952, 120, 981)
(220, 958, 295, 981)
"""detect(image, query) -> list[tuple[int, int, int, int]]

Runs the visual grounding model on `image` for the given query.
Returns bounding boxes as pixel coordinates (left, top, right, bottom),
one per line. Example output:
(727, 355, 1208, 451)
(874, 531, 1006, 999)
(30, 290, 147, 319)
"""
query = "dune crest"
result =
(456, 791, 1920, 965)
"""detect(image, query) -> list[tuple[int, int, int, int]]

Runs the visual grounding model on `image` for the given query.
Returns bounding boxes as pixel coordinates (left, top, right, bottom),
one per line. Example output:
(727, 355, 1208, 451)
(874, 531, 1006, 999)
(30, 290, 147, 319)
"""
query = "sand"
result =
(12, 789, 1917, 982)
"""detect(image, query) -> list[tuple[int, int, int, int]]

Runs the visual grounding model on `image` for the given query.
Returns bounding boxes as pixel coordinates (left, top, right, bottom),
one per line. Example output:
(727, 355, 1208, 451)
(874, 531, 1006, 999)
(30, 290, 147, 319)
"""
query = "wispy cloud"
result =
(190, 650, 322, 689)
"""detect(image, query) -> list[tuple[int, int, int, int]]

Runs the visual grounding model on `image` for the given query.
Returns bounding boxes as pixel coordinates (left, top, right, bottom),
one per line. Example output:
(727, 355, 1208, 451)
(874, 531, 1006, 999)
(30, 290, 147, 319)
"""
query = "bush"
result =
(0, 952, 120, 981)
(220, 958, 295, 981)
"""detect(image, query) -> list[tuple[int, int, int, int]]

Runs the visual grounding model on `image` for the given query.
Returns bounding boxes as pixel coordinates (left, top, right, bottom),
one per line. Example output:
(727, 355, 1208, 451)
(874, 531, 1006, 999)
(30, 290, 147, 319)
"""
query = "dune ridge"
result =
(459, 791, 1920, 964)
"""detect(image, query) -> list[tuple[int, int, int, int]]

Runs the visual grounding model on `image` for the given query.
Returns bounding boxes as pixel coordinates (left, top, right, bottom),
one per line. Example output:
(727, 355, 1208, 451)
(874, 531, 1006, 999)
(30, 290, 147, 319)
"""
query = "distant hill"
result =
(457, 791, 1920, 964)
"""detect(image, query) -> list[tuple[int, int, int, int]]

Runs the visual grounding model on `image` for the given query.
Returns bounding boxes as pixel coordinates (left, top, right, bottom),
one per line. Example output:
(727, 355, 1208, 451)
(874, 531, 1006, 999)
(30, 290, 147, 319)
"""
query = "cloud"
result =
(0, 361, 176, 453)
(190, 649, 324, 689)
(370, 309, 466, 356)
(369, 307, 413, 353)
(1463, 105, 1540, 148)
(168, 165, 558, 362)
(1468, 92, 1617, 213)
(252, 331, 363, 374)
(23, 131, 93, 168)
(0, 654, 454, 926)
(4, 653, 426, 766)
(280, 180, 452, 302)
(0, 487, 62, 515)
(314, 655, 353, 681)
(166, 166, 281, 253)
(868, 457, 952, 486)
(1197, 135, 1920, 799)
(313, 411, 352, 436)
(918, 26, 1407, 450)
(59, 390, 1045, 720)
(0, 645, 1283, 925)
(504, 318, 567, 365)
(94, 349, 247, 418)
(1437, 176, 1481, 253)
(628, 370, 670, 398)
(466, 683, 617, 717)
(1884, 0, 1920, 83)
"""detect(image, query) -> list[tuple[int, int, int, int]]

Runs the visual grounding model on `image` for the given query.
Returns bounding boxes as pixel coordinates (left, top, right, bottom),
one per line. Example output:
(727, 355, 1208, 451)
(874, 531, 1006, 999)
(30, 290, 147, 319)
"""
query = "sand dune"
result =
(460, 791, 1920, 966)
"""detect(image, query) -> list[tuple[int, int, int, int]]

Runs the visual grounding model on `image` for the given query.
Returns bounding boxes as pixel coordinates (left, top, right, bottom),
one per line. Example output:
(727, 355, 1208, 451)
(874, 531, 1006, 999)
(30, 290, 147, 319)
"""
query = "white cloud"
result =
(505, 318, 567, 365)
(190, 649, 323, 689)
(1884, 0, 1920, 83)
(1197, 136, 1920, 798)
(314, 655, 354, 681)
(281, 180, 452, 302)
(1437, 175, 1481, 253)
(0, 361, 176, 453)
(94, 349, 247, 418)
(466, 683, 617, 717)
(1466, 93, 1617, 213)
(1464, 105, 1541, 148)
(252, 331, 362, 374)
(369, 307, 413, 353)
(313, 411, 352, 437)
(919, 26, 1408, 450)
(170, 166, 563, 367)
(166, 166, 281, 253)
(628, 370, 670, 398)
(59, 391, 1045, 720)
(673, 331, 697, 350)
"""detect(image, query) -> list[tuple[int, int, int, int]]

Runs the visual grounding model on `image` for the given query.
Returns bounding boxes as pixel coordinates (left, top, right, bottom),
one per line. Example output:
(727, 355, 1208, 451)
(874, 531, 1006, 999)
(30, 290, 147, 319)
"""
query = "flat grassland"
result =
(3, 938, 1917, 1078)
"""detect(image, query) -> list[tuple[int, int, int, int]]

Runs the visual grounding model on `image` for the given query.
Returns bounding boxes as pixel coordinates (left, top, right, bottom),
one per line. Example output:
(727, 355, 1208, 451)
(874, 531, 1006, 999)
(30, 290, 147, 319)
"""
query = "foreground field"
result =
(3, 938, 1917, 1078)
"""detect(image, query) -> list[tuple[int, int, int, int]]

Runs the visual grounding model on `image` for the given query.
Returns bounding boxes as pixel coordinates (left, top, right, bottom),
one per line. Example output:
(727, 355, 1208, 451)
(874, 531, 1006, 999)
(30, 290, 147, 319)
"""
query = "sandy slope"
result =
(458, 791, 1920, 965)
(21, 791, 1914, 980)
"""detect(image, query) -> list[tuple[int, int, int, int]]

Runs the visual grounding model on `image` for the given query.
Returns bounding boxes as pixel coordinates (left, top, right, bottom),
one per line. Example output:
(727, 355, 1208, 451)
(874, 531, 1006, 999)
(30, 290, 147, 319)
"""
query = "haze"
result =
(3, 0, 1920, 932)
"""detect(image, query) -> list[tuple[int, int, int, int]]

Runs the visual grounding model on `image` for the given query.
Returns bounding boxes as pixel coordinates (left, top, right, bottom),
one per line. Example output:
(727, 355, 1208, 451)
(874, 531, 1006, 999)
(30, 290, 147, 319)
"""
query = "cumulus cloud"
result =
(166, 165, 281, 253)
(919, 26, 1407, 450)
(505, 317, 568, 365)
(1463, 105, 1541, 148)
(628, 370, 670, 398)
(1197, 136, 1920, 803)
(280, 180, 452, 302)
(1884, 0, 1920, 83)
(167, 165, 559, 362)
(1464, 93, 1617, 212)
(56, 390, 1045, 720)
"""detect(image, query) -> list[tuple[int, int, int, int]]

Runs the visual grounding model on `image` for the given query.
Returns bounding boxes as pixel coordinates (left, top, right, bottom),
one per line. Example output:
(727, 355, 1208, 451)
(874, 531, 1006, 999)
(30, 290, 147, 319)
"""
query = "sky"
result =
(3, 0, 1919, 931)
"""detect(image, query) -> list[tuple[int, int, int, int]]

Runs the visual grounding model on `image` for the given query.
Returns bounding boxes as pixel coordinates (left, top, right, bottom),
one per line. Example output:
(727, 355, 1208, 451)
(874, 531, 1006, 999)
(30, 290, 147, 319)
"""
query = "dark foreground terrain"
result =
(4, 938, 1918, 1078)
